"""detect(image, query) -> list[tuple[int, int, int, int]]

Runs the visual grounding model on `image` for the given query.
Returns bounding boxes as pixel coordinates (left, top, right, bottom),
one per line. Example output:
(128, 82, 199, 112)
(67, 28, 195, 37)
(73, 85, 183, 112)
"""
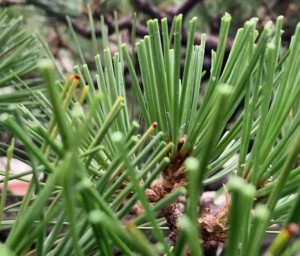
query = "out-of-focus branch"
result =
(0, 0, 26, 7)
(0, 0, 78, 17)
(132, 0, 203, 20)
(131, 0, 164, 19)
(68, 15, 148, 39)
(168, 0, 201, 17)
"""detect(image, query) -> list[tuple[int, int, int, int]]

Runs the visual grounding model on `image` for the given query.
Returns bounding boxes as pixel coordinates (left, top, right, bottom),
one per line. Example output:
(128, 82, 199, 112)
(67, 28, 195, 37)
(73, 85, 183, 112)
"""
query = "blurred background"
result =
(1, 0, 299, 74)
